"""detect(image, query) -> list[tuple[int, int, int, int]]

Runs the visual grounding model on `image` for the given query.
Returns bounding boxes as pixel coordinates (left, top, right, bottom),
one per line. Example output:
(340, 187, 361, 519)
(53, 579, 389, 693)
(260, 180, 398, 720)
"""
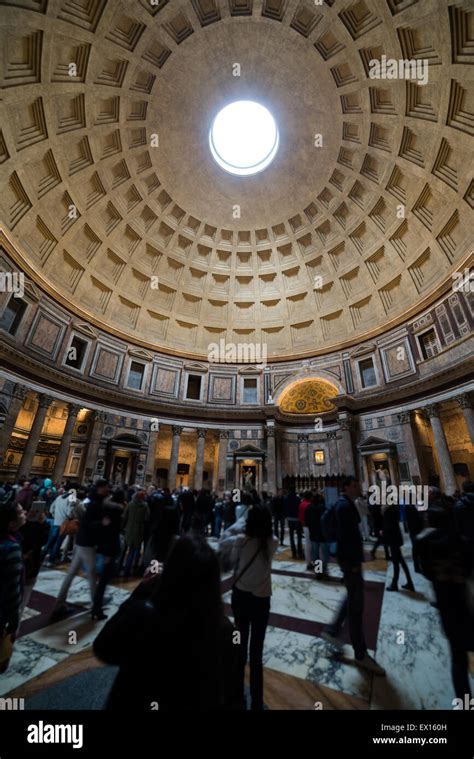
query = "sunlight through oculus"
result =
(209, 101, 279, 176)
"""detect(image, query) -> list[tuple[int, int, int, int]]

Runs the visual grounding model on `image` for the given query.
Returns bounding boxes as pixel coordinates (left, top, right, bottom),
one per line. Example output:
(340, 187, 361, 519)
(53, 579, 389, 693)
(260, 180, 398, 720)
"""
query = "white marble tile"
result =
(0, 637, 68, 696)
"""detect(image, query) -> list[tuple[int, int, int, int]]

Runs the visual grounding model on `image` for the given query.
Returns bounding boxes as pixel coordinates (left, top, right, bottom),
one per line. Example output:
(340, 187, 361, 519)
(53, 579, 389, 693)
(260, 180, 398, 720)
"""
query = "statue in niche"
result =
(242, 466, 256, 491)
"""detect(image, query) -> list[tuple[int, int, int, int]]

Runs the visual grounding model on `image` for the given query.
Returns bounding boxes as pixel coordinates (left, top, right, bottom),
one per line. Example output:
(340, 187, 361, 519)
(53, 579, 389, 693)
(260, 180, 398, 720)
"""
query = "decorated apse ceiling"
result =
(0, 0, 473, 360)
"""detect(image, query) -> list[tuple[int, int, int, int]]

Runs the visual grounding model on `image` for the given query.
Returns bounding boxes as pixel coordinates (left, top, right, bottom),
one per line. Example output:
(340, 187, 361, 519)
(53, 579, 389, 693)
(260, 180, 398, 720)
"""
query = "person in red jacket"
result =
(298, 491, 313, 570)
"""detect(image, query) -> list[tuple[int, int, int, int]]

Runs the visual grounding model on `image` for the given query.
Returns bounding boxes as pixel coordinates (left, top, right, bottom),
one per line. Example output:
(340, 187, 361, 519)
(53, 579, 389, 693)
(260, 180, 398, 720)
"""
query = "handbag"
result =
(0, 632, 13, 673)
(60, 517, 80, 537)
(232, 540, 261, 588)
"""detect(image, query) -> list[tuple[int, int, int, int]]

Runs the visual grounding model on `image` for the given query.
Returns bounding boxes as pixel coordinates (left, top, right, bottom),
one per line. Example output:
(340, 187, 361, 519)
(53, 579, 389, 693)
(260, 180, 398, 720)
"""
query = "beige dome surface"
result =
(0, 0, 473, 359)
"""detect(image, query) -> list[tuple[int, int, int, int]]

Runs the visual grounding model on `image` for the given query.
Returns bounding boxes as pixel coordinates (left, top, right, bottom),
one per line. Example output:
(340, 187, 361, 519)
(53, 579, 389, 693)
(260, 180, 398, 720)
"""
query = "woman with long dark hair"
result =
(220, 504, 278, 710)
(93, 533, 242, 710)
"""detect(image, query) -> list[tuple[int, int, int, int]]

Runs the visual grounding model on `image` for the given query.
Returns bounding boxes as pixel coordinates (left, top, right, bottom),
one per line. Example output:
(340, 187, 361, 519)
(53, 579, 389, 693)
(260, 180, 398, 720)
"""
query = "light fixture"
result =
(209, 100, 279, 176)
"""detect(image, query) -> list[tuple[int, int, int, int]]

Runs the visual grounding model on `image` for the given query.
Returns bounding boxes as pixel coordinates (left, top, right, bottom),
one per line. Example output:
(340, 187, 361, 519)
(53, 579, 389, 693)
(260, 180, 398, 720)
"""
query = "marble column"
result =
(397, 411, 422, 481)
(168, 425, 182, 490)
(53, 403, 81, 482)
(217, 430, 229, 491)
(388, 456, 398, 486)
(457, 394, 474, 447)
(326, 430, 339, 476)
(194, 428, 207, 490)
(266, 425, 277, 494)
(338, 413, 356, 477)
(297, 433, 309, 475)
(144, 425, 160, 485)
(425, 404, 457, 495)
(83, 410, 107, 483)
(0, 384, 27, 462)
(19, 393, 52, 478)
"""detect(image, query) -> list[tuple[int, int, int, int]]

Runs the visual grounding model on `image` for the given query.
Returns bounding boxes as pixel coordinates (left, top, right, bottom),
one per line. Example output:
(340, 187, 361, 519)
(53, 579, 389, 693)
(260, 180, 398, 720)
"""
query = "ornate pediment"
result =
(350, 343, 377, 357)
(183, 361, 208, 373)
(128, 347, 153, 361)
(73, 322, 98, 339)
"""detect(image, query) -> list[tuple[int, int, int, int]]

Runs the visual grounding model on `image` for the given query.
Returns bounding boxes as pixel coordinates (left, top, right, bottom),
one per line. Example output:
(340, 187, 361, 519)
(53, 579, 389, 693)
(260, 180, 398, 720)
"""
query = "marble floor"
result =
(1, 540, 473, 709)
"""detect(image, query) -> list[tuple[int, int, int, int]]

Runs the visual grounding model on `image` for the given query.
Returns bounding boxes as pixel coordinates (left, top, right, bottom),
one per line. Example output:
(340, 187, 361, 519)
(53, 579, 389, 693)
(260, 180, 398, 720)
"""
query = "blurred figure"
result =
(93, 533, 243, 710)
(120, 489, 150, 577)
(417, 500, 473, 700)
(382, 502, 415, 592)
(92, 489, 124, 620)
(178, 487, 195, 533)
(0, 501, 26, 672)
(271, 489, 285, 546)
(298, 490, 313, 570)
(284, 489, 303, 560)
(355, 493, 369, 541)
(454, 481, 474, 549)
(305, 492, 329, 577)
(20, 503, 49, 614)
(223, 491, 236, 531)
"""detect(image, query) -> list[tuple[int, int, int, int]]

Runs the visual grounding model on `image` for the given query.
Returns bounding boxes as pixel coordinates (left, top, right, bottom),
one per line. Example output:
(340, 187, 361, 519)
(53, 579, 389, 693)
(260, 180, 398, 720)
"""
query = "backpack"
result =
(321, 505, 338, 543)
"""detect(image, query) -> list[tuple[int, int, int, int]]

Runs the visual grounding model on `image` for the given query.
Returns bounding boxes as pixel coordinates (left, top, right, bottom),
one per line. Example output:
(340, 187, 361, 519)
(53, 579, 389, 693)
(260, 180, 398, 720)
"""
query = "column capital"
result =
(219, 430, 230, 440)
(13, 384, 27, 401)
(338, 417, 354, 432)
(172, 425, 183, 437)
(397, 411, 413, 425)
(424, 403, 440, 420)
(266, 427, 276, 438)
(197, 428, 207, 438)
(456, 393, 472, 410)
(297, 433, 308, 442)
(37, 393, 53, 409)
(68, 403, 81, 418)
(94, 409, 107, 423)
(326, 430, 337, 440)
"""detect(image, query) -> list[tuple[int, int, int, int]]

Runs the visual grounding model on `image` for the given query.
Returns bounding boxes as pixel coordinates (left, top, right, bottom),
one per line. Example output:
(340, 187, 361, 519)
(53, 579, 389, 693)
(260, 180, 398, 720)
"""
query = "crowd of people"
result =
(0, 474, 472, 708)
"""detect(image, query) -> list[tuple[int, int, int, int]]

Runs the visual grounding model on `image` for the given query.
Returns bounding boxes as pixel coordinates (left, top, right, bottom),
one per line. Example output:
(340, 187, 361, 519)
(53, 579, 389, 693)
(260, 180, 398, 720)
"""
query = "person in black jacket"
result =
(417, 500, 473, 700)
(382, 503, 415, 592)
(454, 481, 474, 549)
(19, 505, 50, 615)
(52, 479, 109, 617)
(93, 533, 243, 711)
(305, 492, 329, 577)
(404, 501, 424, 573)
(322, 476, 385, 676)
(91, 490, 124, 620)
(283, 489, 303, 559)
(178, 488, 195, 533)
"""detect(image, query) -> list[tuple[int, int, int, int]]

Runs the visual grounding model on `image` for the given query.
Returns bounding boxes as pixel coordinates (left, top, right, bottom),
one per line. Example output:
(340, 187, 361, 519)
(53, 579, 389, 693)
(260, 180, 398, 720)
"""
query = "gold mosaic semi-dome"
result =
(278, 378, 339, 414)
(0, 0, 472, 360)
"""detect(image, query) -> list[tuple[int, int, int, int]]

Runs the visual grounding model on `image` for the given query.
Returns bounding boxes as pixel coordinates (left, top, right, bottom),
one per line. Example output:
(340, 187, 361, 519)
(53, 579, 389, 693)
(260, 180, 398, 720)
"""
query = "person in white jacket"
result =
(219, 504, 278, 710)
(43, 487, 74, 566)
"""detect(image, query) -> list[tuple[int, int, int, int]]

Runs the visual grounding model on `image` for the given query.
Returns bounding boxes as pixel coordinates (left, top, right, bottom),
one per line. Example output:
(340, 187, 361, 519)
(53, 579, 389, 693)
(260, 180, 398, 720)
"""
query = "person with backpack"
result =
(219, 505, 278, 710)
(322, 476, 386, 676)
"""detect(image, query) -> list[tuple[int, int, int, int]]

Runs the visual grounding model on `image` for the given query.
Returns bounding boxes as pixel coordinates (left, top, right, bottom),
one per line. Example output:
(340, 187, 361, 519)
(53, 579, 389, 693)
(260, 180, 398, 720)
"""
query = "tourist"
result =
(220, 504, 278, 710)
(305, 492, 329, 578)
(15, 479, 34, 511)
(143, 498, 179, 567)
(417, 500, 473, 700)
(212, 492, 225, 538)
(120, 489, 150, 577)
(235, 492, 253, 523)
(19, 502, 49, 615)
(298, 490, 313, 570)
(454, 481, 474, 548)
(195, 488, 214, 534)
(52, 479, 109, 617)
(178, 487, 195, 533)
(271, 489, 286, 546)
(91, 489, 124, 620)
(42, 485, 75, 566)
(223, 491, 236, 530)
(382, 502, 415, 592)
(284, 488, 303, 560)
(404, 499, 424, 573)
(355, 493, 370, 541)
(0, 500, 26, 672)
(93, 533, 243, 710)
(322, 476, 386, 675)
(369, 501, 389, 561)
